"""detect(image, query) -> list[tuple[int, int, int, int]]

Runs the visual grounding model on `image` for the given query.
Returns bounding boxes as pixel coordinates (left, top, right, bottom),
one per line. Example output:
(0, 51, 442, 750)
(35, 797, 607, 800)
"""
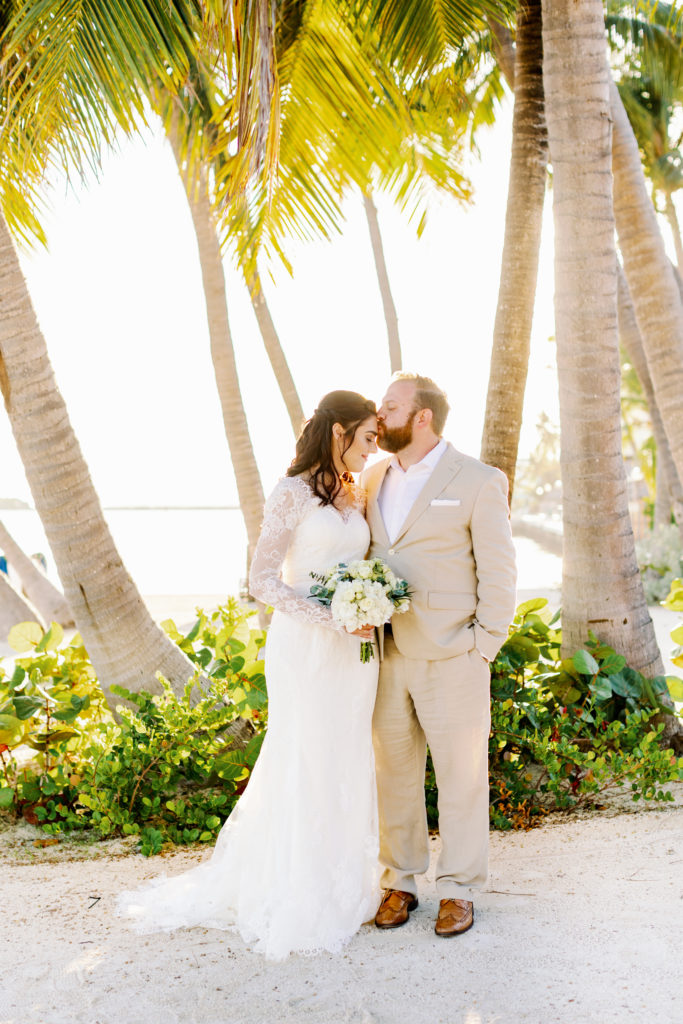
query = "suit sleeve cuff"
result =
(473, 622, 503, 663)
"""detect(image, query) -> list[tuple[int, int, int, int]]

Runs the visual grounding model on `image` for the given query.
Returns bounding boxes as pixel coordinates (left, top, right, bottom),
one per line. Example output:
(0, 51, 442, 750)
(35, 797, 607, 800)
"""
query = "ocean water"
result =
(0, 508, 249, 597)
(0, 508, 561, 597)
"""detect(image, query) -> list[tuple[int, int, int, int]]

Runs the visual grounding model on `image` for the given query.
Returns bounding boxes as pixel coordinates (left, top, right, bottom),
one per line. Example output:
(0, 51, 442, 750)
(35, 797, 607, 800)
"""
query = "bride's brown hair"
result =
(287, 390, 377, 505)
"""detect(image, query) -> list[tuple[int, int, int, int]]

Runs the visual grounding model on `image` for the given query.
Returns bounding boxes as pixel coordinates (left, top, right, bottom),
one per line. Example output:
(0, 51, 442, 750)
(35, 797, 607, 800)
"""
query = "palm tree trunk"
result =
(169, 145, 265, 560)
(480, 0, 547, 498)
(487, 16, 516, 89)
(246, 265, 305, 435)
(362, 191, 402, 374)
(541, 0, 664, 678)
(0, 520, 74, 627)
(0, 213, 198, 709)
(616, 263, 683, 535)
(664, 193, 683, 272)
(611, 79, 683, 490)
(0, 569, 44, 638)
(653, 459, 671, 529)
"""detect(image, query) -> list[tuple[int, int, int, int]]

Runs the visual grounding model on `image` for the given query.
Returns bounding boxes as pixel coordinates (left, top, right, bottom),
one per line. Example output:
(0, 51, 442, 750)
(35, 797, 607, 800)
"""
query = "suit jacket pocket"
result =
(427, 591, 476, 611)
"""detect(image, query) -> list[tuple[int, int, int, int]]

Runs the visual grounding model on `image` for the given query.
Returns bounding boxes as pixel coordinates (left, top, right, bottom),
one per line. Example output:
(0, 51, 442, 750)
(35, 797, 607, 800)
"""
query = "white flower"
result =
(311, 558, 411, 637)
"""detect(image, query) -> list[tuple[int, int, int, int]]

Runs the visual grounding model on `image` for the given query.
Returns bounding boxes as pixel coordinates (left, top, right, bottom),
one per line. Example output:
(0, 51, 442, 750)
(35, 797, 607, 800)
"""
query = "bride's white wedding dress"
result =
(117, 476, 380, 960)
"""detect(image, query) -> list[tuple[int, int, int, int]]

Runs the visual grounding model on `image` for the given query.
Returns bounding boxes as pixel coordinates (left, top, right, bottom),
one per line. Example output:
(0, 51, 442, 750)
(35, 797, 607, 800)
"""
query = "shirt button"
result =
(388, 548, 395, 555)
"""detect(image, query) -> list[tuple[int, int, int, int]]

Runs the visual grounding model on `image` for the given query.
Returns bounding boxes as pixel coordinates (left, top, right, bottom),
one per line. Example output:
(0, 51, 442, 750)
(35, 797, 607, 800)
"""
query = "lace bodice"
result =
(249, 476, 370, 630)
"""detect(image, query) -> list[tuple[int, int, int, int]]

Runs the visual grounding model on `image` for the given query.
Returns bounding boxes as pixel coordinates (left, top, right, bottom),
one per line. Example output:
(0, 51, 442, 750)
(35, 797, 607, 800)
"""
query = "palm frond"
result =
(349, 0, 516, 73)
(0, 0, 202, 239)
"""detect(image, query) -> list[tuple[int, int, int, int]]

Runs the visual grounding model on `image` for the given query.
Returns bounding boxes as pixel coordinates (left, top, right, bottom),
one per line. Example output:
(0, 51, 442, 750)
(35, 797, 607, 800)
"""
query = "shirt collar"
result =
(389, 438, 447, 475)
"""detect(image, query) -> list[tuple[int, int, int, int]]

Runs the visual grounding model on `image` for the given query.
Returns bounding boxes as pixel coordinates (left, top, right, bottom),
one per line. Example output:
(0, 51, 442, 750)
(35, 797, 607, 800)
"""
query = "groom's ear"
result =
(415, 408, 434, 430)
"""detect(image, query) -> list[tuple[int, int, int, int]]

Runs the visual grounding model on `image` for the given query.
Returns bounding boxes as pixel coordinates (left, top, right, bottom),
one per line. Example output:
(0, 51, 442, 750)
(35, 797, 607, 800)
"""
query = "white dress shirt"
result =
(378, 439, 448, 543)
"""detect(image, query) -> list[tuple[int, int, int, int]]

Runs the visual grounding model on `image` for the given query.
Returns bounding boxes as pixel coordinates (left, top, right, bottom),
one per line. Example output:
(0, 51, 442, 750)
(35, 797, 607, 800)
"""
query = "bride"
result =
(117, 391, 381, 960)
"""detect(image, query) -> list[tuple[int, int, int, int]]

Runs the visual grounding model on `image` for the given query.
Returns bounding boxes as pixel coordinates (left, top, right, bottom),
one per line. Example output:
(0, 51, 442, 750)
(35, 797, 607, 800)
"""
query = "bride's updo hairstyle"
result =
(287, 390, 376, 505)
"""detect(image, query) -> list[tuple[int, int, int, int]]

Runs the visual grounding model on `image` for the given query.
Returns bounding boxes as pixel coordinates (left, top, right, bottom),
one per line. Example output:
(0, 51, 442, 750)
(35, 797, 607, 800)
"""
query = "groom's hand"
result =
(351, 624, 375, 639)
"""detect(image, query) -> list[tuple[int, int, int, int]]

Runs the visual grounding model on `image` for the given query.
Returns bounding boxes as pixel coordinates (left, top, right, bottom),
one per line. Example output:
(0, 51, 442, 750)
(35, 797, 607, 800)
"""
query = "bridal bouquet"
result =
(309, 558, 412, 663)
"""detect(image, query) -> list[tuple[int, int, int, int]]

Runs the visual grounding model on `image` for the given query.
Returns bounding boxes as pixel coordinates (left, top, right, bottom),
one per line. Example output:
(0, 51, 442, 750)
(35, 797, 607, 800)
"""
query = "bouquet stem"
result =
(360, 640, 375, 663)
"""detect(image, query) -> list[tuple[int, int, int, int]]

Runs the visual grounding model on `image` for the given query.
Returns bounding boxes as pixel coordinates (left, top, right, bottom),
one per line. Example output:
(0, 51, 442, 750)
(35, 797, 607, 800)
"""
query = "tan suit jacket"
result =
(361, 443, 517, 662)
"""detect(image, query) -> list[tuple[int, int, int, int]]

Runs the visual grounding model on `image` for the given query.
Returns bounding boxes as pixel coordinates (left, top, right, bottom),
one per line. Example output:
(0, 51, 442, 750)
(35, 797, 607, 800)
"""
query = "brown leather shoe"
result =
(374, 889, 418, 929)
(435, 898, 474, 936)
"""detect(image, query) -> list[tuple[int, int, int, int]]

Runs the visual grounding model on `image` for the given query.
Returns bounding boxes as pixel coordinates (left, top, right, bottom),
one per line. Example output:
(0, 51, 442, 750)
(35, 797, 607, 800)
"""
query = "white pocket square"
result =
(431, 498, 461, 506)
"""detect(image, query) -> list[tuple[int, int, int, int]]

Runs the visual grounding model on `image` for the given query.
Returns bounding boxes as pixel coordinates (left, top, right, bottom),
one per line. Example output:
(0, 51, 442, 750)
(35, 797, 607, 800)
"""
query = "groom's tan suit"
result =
(361, 442, 516, 899)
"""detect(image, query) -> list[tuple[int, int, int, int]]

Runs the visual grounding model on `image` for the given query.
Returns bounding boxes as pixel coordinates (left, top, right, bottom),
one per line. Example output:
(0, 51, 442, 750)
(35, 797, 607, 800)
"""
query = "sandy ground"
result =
(2, 791, 683, 1024)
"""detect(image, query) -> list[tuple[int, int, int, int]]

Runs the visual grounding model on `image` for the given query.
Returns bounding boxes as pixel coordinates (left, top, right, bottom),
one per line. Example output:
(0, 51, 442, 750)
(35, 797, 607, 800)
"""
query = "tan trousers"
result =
(372, 636, 491, 899)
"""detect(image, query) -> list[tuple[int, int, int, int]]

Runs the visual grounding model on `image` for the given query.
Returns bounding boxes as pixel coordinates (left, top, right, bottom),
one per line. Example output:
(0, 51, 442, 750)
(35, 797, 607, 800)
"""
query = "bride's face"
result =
(338, 415, 378, 473)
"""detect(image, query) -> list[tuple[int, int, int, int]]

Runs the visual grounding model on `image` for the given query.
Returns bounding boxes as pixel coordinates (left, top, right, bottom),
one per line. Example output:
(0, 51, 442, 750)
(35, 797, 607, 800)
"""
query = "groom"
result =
(360, 372, 517, 937)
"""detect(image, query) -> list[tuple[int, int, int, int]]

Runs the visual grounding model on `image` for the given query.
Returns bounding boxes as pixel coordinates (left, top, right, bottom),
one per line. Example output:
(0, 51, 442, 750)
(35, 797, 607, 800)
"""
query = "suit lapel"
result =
(392, 444, 464, 545)
(365, 458, 391, 546)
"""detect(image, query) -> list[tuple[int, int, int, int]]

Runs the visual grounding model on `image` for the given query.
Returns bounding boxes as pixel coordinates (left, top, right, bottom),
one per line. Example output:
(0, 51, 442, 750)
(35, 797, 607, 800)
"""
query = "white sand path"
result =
(2, 794, 683, 1024)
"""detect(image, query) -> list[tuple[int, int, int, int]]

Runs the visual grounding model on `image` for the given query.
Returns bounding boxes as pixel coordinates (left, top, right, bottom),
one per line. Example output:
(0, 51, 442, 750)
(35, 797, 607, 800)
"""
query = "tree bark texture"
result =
(481, 0, 547, 498)
(362, 192, 402, 374)
(487, 16, 516, 89)
(0, 214, 198, 709)
(616, 263, 683, 534)
(0, 519, 74, 627)
(541, 0, 663, 677)
(611, 79, 683, 492)
(247, 266, 305, 436)
(0, 569, 44, 638)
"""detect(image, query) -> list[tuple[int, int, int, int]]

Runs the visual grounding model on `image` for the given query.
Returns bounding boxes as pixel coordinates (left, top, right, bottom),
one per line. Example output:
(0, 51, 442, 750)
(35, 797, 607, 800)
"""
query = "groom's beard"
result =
(377, 414, 416, 453)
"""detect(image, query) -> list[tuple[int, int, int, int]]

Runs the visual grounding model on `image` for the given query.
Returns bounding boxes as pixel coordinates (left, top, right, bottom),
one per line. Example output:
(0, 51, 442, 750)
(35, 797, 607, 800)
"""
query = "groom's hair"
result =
(393, 372, 450, 435)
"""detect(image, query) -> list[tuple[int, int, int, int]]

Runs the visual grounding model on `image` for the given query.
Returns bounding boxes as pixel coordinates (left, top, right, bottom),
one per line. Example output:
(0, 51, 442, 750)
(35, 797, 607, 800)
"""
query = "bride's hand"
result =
(350, 624, 375, 639)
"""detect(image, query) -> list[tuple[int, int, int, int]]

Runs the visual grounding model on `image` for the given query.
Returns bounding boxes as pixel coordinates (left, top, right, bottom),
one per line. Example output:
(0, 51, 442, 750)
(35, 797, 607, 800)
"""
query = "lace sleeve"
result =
(248, 477, 343, 630)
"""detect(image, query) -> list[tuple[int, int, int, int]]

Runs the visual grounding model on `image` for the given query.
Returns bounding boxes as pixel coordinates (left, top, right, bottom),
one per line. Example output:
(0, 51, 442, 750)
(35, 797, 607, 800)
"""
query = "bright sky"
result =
(1, 96, 562, 508)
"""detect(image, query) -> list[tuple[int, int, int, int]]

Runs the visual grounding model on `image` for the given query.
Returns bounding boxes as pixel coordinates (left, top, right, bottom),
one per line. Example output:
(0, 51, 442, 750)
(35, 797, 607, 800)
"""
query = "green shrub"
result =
(2, 596, 681, 852)
(0, 600, 267, 852)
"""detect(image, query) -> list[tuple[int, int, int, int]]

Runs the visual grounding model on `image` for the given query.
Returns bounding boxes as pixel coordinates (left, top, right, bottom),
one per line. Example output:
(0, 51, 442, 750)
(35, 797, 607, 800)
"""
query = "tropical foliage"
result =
(0, 601, 266, 853)
(1, 597, 681, 853)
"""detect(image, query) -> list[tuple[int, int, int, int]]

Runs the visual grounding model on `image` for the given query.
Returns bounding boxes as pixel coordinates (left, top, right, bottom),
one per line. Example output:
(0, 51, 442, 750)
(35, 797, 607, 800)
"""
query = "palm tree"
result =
(0, 1, 221, 708)
(540, 0, 663, 678)
(480, 0, 547, 497)
(616, 263, 683, 533)
(0, 520, 73, 627)
(245, 266, 305, 433)
(362, 191, 402, 373)
(167, 110, 266, 559)
(610, 78, 683, 494)
(607, 3, 683, 267)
